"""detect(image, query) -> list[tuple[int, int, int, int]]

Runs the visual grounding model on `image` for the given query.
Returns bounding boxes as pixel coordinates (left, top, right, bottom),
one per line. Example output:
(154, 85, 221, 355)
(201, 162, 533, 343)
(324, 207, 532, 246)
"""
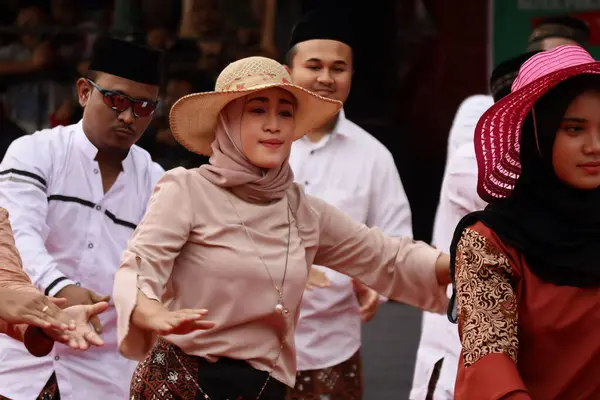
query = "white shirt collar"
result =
(74, 120, 135, 171)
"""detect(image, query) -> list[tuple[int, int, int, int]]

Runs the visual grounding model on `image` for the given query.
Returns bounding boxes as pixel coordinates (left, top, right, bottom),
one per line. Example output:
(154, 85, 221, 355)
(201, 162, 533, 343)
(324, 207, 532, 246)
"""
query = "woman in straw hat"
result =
(113, 56, 450, 400)
(450, 45, 600, 399)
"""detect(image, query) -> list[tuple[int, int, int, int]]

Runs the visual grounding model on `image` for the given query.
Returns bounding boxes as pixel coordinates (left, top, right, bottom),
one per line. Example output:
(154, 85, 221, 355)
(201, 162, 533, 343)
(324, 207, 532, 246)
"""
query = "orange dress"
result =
(0, 207, 41, 342)
(454, 221, 600, 400)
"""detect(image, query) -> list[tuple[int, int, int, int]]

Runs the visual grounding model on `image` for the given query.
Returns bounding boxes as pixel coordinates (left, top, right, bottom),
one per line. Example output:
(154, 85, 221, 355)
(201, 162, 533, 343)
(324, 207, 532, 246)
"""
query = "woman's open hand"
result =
(144, 309, 215, 336)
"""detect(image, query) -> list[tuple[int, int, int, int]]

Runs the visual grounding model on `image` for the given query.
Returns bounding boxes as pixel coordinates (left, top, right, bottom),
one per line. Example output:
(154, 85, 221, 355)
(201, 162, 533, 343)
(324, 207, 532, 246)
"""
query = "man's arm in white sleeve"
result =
(0, 135, 76, 296)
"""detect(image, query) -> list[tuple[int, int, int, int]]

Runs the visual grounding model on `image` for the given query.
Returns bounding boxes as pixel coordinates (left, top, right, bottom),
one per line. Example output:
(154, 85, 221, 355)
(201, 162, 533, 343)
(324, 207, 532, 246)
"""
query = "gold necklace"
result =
(226, 193, 292, 316)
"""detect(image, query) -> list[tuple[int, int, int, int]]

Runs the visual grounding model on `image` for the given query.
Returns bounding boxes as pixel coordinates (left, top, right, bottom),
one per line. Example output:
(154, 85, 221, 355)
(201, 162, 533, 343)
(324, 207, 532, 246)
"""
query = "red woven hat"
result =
(475, 45, 600, 202)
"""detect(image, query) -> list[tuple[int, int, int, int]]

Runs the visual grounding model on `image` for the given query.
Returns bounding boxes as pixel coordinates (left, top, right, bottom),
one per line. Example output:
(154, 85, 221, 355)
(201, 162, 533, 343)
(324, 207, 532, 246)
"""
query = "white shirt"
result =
(410, 94, 492, 400)
(0, 121, 164, 399)
(289, 110, 413, 371)
(445, 95, 494, 168)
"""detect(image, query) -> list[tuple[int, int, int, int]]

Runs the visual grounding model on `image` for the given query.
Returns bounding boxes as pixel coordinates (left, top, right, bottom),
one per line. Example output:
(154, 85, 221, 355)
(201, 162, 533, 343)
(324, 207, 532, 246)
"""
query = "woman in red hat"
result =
(450, 45, 600, 399)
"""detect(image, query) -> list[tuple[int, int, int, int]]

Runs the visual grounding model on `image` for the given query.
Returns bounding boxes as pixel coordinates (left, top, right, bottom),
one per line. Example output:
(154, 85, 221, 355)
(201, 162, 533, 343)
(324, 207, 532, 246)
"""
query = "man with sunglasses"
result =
(0, 37, 165, 400)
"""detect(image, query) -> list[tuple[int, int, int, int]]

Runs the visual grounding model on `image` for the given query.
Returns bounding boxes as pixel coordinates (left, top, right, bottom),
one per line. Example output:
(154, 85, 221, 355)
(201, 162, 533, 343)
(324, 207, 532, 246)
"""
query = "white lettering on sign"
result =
(518, 0, 600, 10)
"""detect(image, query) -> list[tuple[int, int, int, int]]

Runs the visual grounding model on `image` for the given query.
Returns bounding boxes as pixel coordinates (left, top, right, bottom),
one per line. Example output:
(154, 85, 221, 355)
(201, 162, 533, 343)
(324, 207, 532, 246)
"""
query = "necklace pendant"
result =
(275, 303, 289, 316)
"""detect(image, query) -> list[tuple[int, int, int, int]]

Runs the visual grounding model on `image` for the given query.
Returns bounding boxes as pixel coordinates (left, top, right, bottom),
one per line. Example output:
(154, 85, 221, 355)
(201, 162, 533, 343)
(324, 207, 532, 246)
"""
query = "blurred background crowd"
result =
(0, 0, 492, 244)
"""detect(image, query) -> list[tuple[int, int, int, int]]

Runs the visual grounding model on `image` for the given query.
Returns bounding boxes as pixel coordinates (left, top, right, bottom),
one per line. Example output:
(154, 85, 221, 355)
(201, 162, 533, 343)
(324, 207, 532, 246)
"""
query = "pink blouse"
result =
(114, 167, 447, 387)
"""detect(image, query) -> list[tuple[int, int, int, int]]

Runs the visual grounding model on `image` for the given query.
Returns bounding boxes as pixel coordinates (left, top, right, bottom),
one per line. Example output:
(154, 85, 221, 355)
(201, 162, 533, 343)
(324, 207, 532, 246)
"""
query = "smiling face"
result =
(286, 39, 352, 104)
(239, 88, 297, 169)
(552, 90, 600, 189)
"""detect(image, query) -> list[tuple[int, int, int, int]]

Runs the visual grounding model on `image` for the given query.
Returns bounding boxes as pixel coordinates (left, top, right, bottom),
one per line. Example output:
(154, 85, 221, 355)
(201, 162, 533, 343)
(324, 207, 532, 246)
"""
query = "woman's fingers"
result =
(76, 333, 89, 350)
(177, 309, 208, 316)
(156, 313, 214, 335)
(26, 306, 66, 331)
(41, 301, 71, 330)
(84, 331, 104, 347)
(67, 335, 79, 350)
(52, 332, 70, 345)
(47, 297, 68, 307)
(193, 320, 215, 329)
(84, 302, 109, 318)
(24, 314, 54, 330)
(173, 315, 214, 332)
(37, 314, 68, 331)
(65, 331, 89, 350)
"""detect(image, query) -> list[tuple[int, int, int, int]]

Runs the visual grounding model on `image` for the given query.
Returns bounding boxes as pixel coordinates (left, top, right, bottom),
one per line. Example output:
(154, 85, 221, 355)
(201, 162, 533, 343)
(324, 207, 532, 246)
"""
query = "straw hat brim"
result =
(169, 82, 343, 156)
(475, 60, 600, 203)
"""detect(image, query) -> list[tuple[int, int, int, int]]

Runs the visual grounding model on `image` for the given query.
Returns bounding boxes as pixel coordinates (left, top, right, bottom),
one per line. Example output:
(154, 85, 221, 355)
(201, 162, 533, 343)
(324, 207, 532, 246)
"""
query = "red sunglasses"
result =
(87, 79, 158, 118)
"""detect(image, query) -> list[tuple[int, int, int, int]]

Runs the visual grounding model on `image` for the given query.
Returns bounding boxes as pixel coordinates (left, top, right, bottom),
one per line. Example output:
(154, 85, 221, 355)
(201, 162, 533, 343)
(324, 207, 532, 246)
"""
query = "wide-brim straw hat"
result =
(169, 56, 343, 156)
(475, 45, 600, 203)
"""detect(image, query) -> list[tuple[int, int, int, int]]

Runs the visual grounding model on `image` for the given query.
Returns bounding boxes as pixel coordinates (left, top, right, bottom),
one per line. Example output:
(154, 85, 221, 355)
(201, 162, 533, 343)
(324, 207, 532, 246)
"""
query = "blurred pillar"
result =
(259, 0, 277, 58)
(111, 0, 144, 41)
(274, 0, 302, 63)
(179, 0, 206, 38)
(142, 0, 181, 30)
(393, 0, 488, 241)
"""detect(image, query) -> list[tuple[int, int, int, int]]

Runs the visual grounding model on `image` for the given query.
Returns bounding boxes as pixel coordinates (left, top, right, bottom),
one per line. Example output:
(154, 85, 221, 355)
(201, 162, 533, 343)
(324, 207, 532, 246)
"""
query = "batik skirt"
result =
(286, 350, 363, 400)
(131, 337, 286, 400)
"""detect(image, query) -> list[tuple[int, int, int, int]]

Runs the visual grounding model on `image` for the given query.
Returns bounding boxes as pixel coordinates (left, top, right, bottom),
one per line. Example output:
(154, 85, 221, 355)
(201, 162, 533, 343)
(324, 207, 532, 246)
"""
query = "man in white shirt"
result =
(0, 37, 165, 400)
(409, 51, 541, 400)
(285, 9, 413, 399)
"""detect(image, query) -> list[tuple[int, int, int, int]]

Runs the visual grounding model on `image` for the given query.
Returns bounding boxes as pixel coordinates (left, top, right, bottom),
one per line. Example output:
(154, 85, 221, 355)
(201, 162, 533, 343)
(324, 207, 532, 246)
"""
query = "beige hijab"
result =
(198, 97, 294, 203)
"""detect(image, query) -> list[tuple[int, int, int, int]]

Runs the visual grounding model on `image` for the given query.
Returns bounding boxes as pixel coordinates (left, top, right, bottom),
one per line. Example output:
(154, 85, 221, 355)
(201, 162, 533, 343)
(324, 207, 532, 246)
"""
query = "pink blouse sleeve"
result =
(0, 208, 40, 342)
(113, 168, 193, 360)
(309, 197, 448, 314)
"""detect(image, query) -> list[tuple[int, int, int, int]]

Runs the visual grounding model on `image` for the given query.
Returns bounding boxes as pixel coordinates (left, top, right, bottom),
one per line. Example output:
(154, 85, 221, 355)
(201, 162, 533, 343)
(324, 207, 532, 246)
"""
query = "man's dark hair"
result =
(87, 70, 101, 81)
(527, 16, 590, 51)
(285, 45, 298, 67)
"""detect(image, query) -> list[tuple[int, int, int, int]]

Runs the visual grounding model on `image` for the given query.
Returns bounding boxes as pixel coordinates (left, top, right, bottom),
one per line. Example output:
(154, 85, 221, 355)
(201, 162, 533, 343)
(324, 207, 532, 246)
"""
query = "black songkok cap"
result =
(490, 51, 542, 103)
(89, 37, 164, 86)
(289, 7, 354, 51)
(527, 16, 590, 51)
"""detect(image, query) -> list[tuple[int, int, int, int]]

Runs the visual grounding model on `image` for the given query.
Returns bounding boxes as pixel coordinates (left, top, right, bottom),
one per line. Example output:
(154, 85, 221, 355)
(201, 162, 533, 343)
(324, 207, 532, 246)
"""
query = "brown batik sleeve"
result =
(453, 227, 531, 400)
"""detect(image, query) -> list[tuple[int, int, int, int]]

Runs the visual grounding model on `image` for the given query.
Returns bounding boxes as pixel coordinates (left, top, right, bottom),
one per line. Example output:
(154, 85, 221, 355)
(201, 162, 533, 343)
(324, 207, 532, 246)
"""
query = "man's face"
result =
(286, 39, 353, 104)
(77, 73, 160, 154)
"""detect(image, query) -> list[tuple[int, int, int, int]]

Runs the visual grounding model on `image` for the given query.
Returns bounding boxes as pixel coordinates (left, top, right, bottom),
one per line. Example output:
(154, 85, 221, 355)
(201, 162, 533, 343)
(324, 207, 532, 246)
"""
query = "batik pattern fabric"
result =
(454, 223, 527, 399)
(455, 228, 519, 368)
(130, 338, 200, 399)
(131, 337, 286, 400)
(287, 351, 363, 400)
